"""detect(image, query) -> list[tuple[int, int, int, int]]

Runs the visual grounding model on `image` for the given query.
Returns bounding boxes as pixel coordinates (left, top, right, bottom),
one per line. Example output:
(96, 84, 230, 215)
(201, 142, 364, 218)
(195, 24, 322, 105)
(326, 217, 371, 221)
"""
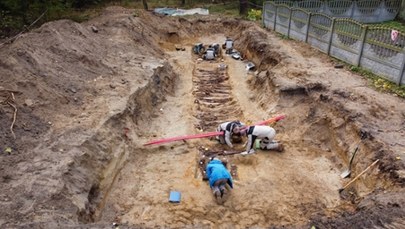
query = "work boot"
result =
(259, 139, 269, 149)
(214, 190, 222, 204)
(277, 143, 284, 152)
(220, 186, 229, 201)
(219, 185, 226, 197)
(263, 141, 281, 151)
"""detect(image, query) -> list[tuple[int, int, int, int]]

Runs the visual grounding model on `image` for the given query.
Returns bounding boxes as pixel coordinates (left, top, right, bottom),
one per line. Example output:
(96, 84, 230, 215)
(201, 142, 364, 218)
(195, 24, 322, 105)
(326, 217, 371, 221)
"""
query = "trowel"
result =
(340, 145, 360, 178)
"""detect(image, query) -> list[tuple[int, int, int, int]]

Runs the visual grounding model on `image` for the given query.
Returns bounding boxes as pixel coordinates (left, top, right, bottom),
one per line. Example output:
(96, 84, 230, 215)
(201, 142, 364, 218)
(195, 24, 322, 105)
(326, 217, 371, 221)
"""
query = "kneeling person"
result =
(206, 157, 233, 204)
(216, 121, 244, 148)
(240, 125, 283, 155)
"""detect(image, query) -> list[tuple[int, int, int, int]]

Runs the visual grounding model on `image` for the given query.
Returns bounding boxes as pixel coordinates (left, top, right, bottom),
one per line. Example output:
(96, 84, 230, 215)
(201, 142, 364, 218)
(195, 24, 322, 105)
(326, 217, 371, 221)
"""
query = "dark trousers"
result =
(212, 178, 228, 194)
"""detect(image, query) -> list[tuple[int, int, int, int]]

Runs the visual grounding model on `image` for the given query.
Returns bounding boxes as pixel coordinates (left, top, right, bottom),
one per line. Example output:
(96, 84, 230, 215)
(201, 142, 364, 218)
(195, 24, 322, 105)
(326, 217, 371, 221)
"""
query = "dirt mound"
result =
(0, 7, 179, 227)
(0, 6, 404, 228)
(234, 21, 405, 228)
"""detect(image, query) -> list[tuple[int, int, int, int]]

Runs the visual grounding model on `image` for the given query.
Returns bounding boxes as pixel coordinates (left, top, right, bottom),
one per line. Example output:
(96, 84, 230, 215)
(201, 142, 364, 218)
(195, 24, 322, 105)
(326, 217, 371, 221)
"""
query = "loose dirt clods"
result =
(0, 6, 404, 228)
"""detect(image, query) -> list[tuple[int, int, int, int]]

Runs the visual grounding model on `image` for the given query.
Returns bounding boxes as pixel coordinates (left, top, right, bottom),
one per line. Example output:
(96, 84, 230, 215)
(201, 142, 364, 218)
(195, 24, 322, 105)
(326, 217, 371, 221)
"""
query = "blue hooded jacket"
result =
(206, 159, 233, 189)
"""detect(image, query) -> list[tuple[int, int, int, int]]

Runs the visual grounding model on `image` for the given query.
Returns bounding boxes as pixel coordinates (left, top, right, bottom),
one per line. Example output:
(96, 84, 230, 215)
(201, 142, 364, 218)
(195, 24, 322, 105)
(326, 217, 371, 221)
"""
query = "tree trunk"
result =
(20, 0, 29, 24)
(142, 0, 149, 10)
(239, 0, 248, 16)
(181, 0, 186, 6)
(400, 0, 405, 20)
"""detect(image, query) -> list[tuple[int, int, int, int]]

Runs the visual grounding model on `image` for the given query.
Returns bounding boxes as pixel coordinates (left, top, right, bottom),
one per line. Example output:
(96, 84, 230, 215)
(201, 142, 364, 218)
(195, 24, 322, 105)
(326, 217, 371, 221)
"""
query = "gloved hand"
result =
(240, 151, 248, 155)
(240, 149, 255, 155)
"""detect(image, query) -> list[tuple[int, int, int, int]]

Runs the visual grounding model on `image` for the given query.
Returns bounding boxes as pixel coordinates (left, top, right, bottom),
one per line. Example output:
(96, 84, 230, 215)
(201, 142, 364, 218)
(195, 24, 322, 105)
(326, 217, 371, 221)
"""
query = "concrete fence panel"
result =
(307, 13, 332, 53)
(352, 0, 383, 23)
(274, 0, 294, 7)
(324, 0, 353, 18)
(289, 9, 310, 42)
(297, 0, 323, 13)
(360, 27, 405, 84)
(275, 5, 291, 35)
(352, 0, 402, 23)
(263, 2, 277, 30)
(330, 19, 363, 66)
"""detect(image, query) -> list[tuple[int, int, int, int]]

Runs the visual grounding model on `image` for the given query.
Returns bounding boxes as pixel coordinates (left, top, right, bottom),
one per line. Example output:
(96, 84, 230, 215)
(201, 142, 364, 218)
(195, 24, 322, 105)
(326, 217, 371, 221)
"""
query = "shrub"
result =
(247, 9, 262, 21)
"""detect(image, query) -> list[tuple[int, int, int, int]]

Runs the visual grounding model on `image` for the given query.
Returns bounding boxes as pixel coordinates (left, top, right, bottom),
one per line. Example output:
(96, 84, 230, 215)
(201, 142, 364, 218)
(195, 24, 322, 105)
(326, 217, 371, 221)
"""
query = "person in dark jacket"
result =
(206, 157, 233, 204)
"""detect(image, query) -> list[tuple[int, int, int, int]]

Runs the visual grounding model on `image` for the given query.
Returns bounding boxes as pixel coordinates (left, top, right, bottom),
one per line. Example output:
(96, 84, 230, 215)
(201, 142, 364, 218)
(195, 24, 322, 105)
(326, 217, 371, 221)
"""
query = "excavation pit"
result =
(0, 7, 404, 229)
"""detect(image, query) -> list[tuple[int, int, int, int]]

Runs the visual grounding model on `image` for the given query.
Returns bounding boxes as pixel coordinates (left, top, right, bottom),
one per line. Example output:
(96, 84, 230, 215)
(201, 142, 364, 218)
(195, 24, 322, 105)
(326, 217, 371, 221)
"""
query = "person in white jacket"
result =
(240, 125, 283, 155)
(216, 121, 244, 148)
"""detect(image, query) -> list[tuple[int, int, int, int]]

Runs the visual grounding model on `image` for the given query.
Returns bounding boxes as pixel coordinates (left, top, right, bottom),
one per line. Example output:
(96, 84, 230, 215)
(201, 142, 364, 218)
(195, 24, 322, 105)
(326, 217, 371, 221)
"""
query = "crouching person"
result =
(216, 121, 244, 148)
(206, 157, 233, 204)
(240, 125, 284, 155)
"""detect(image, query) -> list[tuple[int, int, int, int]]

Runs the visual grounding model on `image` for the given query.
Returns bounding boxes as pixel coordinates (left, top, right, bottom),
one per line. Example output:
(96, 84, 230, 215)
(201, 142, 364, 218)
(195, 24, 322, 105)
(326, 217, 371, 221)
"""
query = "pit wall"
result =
(263, 2, 405, 85)
(246, 68, 390, 199)
(61, 62, 178, 223)
(233, 25, 393, 196)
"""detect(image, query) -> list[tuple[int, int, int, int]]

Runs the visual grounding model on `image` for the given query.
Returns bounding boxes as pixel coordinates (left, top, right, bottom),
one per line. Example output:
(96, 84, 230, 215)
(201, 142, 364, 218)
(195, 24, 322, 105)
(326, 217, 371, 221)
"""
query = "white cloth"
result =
(225, 40, 233, 49)
(391, 30, 399, 42)
(217, 122, 232, 147)
(246, 126, 276, 152)
(217, 121, 242, 148)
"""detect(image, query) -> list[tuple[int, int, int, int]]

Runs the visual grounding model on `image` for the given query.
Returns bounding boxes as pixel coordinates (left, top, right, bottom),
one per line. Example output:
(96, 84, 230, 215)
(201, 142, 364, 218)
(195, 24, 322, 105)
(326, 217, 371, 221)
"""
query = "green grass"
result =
(277, 33, 292, 40)
(206, 2, 239, 16)
(369, 20, 405, 32)
(349, 65, 405, 98)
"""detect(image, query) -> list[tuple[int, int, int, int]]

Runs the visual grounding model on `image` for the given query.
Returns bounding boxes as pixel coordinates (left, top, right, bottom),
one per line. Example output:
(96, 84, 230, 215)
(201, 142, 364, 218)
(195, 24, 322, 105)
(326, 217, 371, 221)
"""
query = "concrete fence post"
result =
(262, 2, 267, 28)
(305, 12, 312, 43)
(274, 5, 278, 31)
(356, 25, 368, 67)
(327, 18, 336, 55)
(401, 0, 405, 20)
(287, 8, 293, 38)
(350, 1, 355, 18)
(398, 51, 405, 85)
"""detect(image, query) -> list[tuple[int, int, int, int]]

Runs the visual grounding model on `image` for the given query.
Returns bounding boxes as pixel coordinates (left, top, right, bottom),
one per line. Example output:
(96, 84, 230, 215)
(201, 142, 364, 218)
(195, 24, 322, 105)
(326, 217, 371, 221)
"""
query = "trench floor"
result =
(96, 35, 343, 228)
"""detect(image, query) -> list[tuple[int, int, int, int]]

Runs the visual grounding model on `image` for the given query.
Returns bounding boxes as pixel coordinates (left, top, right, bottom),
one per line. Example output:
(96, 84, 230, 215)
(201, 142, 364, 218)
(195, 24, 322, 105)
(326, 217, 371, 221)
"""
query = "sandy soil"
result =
(0, 7, 404, 229)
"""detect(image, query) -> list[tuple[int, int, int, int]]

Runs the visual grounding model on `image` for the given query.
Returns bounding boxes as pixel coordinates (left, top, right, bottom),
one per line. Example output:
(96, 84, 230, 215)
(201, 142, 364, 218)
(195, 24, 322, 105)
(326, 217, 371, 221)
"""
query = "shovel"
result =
(339, 159, 379, 193)
(340, 144, 360, 178)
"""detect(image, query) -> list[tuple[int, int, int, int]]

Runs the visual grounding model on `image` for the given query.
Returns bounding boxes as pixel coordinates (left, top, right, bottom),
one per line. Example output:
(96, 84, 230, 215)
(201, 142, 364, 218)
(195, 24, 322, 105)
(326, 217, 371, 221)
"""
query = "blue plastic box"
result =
(169, 191, 181, 203)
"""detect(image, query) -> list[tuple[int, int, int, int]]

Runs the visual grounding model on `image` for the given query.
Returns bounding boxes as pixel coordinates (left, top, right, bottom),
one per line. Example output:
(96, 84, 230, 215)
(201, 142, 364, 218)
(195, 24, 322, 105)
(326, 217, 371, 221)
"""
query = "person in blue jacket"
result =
(205, 157, 233, 204)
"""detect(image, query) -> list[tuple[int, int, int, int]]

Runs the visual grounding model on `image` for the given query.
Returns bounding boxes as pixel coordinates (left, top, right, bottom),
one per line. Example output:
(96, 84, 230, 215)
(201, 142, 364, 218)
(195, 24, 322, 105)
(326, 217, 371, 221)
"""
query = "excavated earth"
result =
(0, 7, 404, 229)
